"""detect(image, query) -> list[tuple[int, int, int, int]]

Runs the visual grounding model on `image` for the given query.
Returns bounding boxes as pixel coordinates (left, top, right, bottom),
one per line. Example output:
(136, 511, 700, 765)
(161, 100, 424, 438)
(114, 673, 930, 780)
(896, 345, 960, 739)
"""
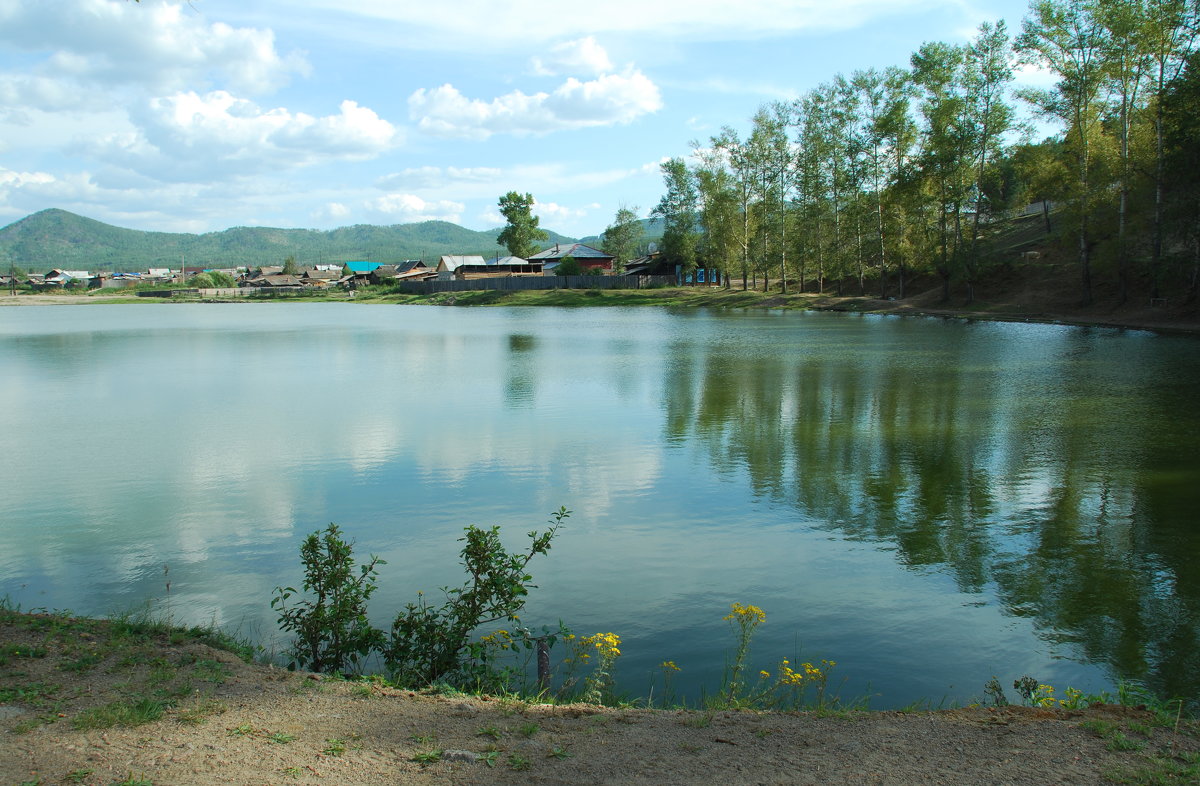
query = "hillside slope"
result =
(0, 209, 578, 271)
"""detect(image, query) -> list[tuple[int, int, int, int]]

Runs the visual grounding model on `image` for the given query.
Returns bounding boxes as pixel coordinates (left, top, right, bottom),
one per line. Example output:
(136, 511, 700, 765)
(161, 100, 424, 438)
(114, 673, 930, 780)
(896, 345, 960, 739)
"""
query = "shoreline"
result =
(2, 287, 1197, 336)
(3, 609, 1197, 785)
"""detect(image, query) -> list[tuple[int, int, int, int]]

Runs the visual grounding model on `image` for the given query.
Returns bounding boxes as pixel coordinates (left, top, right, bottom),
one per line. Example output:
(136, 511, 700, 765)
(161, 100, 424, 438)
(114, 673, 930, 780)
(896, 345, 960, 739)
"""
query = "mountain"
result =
(0, 209, 579, 272)
(578, 217, 664, 250)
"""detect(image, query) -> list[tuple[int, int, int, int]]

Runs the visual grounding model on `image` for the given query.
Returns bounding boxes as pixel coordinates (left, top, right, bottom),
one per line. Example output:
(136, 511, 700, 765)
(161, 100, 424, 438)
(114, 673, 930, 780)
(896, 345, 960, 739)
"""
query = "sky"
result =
(0, 0, 1045, 240)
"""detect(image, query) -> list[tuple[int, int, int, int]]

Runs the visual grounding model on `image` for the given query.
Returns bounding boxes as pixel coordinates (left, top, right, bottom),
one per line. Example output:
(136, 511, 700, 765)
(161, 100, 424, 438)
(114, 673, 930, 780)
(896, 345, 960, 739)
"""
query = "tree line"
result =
(650, 0, 1200, 306)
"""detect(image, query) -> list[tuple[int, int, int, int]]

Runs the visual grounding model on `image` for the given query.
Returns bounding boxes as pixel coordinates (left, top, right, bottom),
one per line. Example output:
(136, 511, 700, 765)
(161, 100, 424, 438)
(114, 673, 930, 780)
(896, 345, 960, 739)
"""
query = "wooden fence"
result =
(395, 275, 677, 295)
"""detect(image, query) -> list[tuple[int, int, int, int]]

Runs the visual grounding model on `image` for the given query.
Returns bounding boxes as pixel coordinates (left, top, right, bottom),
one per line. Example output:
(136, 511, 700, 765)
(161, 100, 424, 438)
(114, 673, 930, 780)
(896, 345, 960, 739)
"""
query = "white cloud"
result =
(375, 166, 502, 190)
(409, 69, 662, 139)
(0, 166, 212, 230)
(0, 74, 111, 116)
(87, 91, 399, 182)
(312, 202, 351, 222)
(531, 36, 613, 77)
(671, 75, 800, 101)
(1012, 62, 1059, 91)
(0, 167, 55, 192)
(533, 199, 587, 220)
(302, 0, 932, 47)
(0, 0, 308, 103)
(365, 193, 464, 223)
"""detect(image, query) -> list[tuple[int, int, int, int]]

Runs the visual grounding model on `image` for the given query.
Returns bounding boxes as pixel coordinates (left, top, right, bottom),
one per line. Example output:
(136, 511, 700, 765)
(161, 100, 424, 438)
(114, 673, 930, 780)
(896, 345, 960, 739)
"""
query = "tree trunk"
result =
(1190, 201, 1200, 304)
(1152, 103, 1166, 300)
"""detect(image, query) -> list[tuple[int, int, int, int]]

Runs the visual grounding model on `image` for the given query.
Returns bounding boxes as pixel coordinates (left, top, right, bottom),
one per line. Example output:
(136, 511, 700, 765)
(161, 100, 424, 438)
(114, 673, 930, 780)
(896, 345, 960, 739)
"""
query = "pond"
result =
(1, 303, 1197, 709)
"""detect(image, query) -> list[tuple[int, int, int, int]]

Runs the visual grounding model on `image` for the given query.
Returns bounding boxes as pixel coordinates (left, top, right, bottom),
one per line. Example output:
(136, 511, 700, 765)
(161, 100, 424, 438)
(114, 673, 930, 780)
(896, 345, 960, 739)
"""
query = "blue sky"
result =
(0, 0, 1042, 239)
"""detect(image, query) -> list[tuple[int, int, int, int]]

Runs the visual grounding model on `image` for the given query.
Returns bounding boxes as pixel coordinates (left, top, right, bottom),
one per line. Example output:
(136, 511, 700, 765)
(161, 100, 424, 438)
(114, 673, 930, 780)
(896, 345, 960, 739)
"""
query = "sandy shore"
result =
(3, 613, 1197, 786)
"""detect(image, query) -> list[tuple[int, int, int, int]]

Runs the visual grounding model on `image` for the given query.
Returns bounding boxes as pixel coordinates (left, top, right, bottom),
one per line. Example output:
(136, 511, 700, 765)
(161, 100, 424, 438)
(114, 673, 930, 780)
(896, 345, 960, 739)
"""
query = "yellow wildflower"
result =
(723, 602, 766, 623)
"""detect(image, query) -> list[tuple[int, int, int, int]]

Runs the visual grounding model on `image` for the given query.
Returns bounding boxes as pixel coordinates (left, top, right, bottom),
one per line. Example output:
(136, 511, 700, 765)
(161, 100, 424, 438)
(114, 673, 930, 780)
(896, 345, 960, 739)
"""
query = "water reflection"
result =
(663, 316, 1200, 700)
(1, 306, 1197, 706)
(505, 333, 537, 407)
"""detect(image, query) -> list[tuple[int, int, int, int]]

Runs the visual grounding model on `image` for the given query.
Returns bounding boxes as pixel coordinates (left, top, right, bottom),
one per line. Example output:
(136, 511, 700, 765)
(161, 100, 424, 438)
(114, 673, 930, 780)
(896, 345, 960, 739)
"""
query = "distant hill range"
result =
(0, 209, 624, 272)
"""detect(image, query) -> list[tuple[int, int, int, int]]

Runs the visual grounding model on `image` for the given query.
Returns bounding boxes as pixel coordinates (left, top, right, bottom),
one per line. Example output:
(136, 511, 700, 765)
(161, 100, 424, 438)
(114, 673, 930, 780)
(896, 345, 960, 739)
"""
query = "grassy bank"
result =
(4, 605, 1200, 786)
(7, 258, 1197, 334)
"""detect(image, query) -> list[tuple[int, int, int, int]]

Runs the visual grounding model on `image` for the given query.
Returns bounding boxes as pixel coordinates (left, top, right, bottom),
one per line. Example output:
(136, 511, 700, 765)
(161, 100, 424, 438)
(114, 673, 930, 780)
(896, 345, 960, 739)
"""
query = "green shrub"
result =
(271, 524, 384, 675)
(187, 271, 235, 288)
(554, 257, 582, 276)
(382, 508, 569, 687)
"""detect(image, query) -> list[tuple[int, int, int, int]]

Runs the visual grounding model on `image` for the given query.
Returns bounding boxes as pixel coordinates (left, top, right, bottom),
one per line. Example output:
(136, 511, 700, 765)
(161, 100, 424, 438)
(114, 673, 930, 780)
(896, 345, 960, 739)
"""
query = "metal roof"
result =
(438, 255, 486, 271)
(526, 243, 612, 261)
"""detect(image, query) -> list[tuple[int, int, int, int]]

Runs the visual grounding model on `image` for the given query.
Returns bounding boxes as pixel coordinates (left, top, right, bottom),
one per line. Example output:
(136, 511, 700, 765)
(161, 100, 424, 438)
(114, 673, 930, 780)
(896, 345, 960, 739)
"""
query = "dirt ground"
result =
(2, 614, 1198, 786)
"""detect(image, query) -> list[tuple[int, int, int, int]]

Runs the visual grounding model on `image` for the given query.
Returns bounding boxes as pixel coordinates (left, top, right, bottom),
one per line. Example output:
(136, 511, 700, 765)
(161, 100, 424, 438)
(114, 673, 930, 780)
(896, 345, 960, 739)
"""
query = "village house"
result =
(435, 255, 485, 280)
(624, 251, 670, 276)
(394, 260, 435, 281)
(375, 260, 436, 284)
(527, 243, 615, 275)
(454, 256, 544, 280)
(35, 269, 91, 289)
(301, 268, 341, 287)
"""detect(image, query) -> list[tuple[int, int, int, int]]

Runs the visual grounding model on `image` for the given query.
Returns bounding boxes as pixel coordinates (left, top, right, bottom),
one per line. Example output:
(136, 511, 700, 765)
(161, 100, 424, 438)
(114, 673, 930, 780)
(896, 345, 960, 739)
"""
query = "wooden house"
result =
(436, 255, 486, 280)
(527, 243, 614, 275)
(301, 268, 341, 287)
(452, 256, 544, 280)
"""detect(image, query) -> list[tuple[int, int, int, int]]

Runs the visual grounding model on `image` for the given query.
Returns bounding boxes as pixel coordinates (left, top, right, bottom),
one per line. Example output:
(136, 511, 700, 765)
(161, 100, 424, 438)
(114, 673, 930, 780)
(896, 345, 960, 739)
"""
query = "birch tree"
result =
(1017, 0, 1108, 306)
(963, 21, 1015, 304)
(652, 158, 700, 274)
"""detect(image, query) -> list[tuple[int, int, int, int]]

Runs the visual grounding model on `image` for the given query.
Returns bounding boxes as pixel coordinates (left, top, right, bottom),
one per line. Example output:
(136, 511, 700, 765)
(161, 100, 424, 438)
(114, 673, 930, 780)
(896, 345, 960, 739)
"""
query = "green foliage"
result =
(281, 255, 299, 275)
(554, 256, 582, 276)
(382, 508, 569, 688)
(652, 158, 699, 272)
(110, 776, 154, 786)
(271, 524, 385, 675)
(72, 697, 169, 730)
(185, 271, 235, 288)
(601, 205, 642, 272)
(496, 191, 549, 258)
(983, 676, 1009, 706)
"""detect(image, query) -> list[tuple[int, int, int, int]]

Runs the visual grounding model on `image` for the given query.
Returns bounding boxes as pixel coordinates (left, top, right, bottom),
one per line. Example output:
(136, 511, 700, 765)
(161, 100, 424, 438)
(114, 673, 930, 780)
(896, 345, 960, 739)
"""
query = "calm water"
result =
(2, 303, 1198, 708)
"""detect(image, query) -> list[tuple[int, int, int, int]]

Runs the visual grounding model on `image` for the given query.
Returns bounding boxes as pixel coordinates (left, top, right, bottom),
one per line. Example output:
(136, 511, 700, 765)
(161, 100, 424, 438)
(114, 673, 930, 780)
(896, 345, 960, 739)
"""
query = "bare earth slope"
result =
(2, 614, 1197, 786)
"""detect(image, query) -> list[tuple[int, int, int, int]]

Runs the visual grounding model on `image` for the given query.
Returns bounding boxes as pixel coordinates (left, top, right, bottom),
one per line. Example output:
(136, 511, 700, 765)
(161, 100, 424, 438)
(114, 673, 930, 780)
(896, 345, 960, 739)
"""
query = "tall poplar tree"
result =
(1099, 0, 1151, 303)
(1017, 0, 1108, 306)
(963, 20, 1014, 304)
(601, 205, 642, 274)
(693, 142, 741, 288)
(652, 158, 700, 273)
(496, 192, 548, 259)
(1142, 0, 1199, 298)
(912, 40, 970, 302)
(712, 127, 758, 290)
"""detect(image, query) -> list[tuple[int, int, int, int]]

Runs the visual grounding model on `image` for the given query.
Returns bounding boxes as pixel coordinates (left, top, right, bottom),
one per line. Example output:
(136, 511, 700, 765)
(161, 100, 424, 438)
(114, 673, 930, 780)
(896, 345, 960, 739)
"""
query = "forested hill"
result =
(0, 209, 579, 271)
